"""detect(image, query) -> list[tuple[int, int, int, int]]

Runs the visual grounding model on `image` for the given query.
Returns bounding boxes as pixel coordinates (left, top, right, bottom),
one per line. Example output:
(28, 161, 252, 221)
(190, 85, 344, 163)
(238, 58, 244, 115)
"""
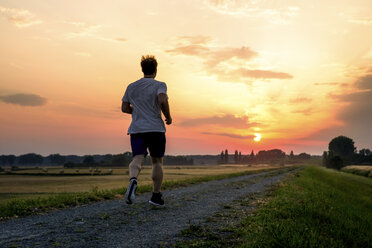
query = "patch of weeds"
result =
(74, 228, 86, 233)
(101, 213, 111, 220)
(8, 244, 20, 248)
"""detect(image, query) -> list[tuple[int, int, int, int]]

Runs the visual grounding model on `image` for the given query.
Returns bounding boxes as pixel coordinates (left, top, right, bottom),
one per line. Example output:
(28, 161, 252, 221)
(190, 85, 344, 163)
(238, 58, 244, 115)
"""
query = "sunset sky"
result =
(1, 0, 372, 156)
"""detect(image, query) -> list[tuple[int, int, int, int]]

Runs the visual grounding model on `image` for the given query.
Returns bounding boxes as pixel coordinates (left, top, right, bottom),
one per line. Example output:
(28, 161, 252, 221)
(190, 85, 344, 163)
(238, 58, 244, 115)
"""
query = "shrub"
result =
(329, 156, 343, 170)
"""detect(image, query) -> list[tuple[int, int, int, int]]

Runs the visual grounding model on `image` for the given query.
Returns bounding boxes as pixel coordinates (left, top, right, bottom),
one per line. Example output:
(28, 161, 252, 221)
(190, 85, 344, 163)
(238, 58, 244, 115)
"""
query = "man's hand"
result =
(121, 101, 133, 114)
(165, 117, 172, 125)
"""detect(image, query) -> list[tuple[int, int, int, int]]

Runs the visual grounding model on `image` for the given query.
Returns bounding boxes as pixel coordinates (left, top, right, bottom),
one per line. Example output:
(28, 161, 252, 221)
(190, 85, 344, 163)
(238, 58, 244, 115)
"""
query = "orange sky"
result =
(1, 0, 372, 155)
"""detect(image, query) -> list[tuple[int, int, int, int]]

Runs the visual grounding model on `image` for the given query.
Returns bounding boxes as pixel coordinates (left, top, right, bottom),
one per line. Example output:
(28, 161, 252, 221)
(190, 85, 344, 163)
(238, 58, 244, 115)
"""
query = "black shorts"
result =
(130, 132, 166, 157)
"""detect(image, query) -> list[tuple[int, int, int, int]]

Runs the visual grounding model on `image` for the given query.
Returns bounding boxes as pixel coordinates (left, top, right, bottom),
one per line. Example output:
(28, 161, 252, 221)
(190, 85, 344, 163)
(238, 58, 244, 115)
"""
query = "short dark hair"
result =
(141, 55, 158, 75)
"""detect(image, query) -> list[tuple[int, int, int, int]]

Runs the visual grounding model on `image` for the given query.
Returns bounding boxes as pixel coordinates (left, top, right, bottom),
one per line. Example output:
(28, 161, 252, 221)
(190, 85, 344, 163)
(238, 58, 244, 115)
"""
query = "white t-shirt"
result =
(122, 77, 167, 134)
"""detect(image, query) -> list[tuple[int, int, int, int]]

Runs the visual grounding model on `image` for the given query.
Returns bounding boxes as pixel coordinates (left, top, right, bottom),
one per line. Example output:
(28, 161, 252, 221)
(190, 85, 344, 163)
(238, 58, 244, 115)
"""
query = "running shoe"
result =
(125, 178, 137, 204)
(149, 192, 165, 207)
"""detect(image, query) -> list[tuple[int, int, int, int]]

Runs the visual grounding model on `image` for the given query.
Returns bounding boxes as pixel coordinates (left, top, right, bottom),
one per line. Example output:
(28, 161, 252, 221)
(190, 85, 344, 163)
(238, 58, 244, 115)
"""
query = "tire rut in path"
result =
(0, 168, 295, 248)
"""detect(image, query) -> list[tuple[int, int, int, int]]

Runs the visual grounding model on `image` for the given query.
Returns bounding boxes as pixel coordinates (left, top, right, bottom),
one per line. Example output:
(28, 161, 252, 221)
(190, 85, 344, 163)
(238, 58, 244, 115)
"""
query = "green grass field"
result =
(177, 166, 372, 248)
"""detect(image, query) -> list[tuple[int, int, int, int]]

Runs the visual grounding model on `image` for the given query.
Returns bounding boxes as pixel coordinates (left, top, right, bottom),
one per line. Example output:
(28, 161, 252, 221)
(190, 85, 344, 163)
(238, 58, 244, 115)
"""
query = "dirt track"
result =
(0, 168, 296, 248)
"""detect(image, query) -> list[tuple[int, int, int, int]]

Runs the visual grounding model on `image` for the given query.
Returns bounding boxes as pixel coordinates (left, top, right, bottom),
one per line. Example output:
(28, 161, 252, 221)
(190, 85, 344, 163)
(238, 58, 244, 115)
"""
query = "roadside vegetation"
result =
(342, 165, 372, 178)
(177, 166, 372, 248)
(0, 166, 287, 220)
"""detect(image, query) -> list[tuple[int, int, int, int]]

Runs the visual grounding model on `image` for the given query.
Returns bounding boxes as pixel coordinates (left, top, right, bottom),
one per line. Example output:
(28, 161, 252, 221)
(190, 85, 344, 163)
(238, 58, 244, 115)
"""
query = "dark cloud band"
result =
(0, 93, 47, 106)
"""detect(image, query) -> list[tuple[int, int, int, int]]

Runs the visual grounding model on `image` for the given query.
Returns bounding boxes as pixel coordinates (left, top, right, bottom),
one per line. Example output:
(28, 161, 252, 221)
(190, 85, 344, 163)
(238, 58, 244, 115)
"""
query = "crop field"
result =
(0, 164, 283, 203)
(341, 165, 372, 177)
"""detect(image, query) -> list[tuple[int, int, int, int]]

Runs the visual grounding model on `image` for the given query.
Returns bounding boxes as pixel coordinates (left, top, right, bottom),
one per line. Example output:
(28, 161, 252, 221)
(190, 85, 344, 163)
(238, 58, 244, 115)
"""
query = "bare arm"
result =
(158, 93, 172, 125)
(121, 101, 133, 114)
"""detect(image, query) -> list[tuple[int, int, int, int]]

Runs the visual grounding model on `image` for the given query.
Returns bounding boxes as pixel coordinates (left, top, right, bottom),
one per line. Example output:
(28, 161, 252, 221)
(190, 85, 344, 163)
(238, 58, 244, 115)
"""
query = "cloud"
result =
(115, 38, 127, 42)
(65, 22, 102, 38)
(313, 82, 340, 86)
(0, 5, 42, 28)
(355, 74, 372, 89)
(303, 73, 372, 149)
(232, 68, 292, 79)
(206, 47, 258, 67)
(0, 93, 47, 106)
(64, 21, 127, 43)
(289, 97, 312, 103)
(166, 36, 292, 82)
(348, 18, 372, 25)
(177, 35, 212, 45)
(292, 108, 314, 116)
(205, 0, 300, 24)
(179, 114, 257, 129)
(202, 131, 255, 139)
(166, 45, 210, 56)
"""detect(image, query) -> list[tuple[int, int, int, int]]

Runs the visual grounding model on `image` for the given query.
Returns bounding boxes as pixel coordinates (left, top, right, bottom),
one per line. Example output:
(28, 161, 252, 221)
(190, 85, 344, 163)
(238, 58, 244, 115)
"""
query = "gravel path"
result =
(0, 168, 294, 248)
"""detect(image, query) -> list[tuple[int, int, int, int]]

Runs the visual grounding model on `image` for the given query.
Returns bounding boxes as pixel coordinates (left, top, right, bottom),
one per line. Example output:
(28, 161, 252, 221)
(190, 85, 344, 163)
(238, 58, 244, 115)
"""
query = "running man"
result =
(121, 55, 172, 206)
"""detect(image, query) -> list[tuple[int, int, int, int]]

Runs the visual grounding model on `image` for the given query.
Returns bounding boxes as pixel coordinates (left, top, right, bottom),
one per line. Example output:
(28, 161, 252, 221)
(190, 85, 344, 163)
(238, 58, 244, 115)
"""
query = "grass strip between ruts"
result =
(177, 166, 372, 248)
(0, 167, 289, 220)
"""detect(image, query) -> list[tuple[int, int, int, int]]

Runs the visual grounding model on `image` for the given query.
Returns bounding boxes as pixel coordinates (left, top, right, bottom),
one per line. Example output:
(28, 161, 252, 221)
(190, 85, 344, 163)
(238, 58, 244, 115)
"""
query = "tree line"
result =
(218, 149, 311, 164)
(0, 153, 194, 167)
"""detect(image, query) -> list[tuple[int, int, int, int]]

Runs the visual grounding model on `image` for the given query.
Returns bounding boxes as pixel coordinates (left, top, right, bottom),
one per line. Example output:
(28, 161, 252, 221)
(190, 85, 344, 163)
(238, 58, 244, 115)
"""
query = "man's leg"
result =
(151, 157, 163, 193)
(129, 154, 145, 179)
(147, 132, 165, 206)
(125, 154, 145, 204)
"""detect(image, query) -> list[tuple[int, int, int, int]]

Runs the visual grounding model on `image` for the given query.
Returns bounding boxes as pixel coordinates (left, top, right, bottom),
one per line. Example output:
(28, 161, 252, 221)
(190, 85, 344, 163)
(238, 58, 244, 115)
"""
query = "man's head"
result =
(141, 55, 158, 77)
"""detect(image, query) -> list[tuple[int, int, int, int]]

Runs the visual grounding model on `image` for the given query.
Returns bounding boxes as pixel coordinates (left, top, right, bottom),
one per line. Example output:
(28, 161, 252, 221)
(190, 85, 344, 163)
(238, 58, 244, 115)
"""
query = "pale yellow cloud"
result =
(205, 0, 300, 24)
(64, 21, 127, 43)
(348, 18, 372, 25)
(0, 5, 42, 28)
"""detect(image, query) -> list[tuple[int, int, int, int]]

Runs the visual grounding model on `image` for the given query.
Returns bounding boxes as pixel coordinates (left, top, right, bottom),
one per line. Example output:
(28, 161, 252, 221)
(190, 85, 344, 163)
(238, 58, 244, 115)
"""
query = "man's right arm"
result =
(121, 101, 133, 114)
(158, 93, 172, 125)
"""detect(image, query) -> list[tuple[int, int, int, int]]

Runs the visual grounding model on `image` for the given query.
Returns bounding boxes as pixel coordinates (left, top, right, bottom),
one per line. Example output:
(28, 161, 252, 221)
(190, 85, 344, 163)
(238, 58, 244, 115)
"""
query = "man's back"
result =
(123, 77, 167, 134)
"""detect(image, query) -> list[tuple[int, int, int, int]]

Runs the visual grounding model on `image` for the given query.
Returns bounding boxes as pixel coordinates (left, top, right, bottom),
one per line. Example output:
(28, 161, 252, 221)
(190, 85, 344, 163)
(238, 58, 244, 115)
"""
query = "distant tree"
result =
(298, 153, 311, 160)
(64, 162, 75, 168)
(329, 136, 356, 158)
(238, 152, 242, 162)
(322, 151, 328, 167)
(359, 149, 371, 157)
(0, 155, 16, 165)
(256, 149, 285, 161)
(0, 167, 4, 172)
(83, 155, 95, 165)
(289, 151, 294, 159)
(234, 150, 239, 163)
(224, 149, 228, 163)
(48, 154, 66, 165)
(19, 153, 43, 165)
(112, 153, 130, 166)
(250, 150, 254, 157)
(219, 151, 224, 164)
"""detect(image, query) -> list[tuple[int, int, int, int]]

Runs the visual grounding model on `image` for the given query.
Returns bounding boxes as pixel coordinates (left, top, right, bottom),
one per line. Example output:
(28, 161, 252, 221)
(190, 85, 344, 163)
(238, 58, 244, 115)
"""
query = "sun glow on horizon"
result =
(254, 133, 262, 142)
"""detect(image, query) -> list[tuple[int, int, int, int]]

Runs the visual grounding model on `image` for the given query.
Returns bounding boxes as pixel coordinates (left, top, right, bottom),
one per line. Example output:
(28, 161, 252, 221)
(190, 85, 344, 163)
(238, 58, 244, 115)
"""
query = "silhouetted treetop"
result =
(328, 136, 356, 158)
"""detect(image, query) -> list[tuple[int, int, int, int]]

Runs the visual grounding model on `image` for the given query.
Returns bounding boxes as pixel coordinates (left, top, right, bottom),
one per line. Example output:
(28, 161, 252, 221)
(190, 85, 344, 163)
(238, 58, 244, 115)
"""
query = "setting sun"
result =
(254, 133, 262, 142)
